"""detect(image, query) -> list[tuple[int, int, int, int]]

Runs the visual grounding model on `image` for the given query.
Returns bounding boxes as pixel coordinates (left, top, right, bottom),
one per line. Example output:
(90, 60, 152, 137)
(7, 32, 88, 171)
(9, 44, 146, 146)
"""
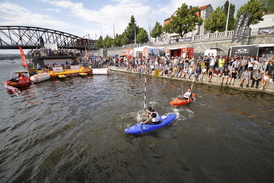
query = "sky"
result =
(0, 0, 250, 41)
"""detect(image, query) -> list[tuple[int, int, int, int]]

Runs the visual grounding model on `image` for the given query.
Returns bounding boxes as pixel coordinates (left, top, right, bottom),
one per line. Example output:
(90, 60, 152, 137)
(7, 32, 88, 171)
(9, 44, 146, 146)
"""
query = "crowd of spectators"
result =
(28, 47, 81, 58)
(115, 54, 274, 90)
(26, 47, 274, 90)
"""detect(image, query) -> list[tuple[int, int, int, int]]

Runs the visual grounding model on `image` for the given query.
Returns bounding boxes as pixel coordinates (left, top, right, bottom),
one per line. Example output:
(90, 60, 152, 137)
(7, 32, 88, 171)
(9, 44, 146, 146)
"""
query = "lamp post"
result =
(134, 24, 137, 45)
(225, 0, 231, 36)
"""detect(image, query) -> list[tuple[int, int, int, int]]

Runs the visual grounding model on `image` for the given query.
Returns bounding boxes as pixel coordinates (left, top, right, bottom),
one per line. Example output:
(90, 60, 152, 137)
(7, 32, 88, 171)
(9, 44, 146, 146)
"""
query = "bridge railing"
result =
(0, 26, 96, 50)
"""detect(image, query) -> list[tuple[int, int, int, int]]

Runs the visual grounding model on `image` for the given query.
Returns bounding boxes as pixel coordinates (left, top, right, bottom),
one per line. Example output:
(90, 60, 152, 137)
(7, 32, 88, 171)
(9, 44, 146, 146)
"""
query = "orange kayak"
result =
(170, 93, 196, 106)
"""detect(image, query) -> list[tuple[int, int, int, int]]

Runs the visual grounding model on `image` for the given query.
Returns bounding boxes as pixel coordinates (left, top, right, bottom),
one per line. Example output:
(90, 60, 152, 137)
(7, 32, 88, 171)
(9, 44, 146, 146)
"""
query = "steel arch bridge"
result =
(0, 26, 96, 50)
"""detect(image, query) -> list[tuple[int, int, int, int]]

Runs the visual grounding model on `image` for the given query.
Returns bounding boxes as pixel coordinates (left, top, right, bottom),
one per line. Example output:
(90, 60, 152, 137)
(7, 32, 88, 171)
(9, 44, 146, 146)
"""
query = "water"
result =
(0, 60, 274, 183)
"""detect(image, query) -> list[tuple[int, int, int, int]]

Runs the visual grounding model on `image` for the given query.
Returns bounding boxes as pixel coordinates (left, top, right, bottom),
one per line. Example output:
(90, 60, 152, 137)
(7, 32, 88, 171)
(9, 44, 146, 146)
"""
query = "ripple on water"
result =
(0, 69, 273, 182)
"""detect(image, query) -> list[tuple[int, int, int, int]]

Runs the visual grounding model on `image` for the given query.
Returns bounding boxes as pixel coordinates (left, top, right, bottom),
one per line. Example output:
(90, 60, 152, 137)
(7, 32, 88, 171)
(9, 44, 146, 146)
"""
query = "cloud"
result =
(0, 0, 248, 39)
(40, 0, 152, 36)
(0, 1, 73, 31)
(45, 8, 61, 12)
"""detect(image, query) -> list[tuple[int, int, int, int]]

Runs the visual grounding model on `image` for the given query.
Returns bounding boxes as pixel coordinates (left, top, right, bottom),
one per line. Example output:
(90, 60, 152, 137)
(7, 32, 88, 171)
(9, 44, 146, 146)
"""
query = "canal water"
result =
(0, 60, 273, 183)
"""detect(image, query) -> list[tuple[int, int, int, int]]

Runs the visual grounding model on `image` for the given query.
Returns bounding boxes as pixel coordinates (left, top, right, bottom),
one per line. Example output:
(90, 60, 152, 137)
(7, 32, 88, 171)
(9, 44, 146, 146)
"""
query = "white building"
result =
(250, 13, 274, 35)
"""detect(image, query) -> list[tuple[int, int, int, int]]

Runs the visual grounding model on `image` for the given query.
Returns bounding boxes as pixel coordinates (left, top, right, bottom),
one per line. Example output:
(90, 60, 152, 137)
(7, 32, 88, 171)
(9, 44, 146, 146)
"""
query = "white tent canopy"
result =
(133, 46, 161, 58)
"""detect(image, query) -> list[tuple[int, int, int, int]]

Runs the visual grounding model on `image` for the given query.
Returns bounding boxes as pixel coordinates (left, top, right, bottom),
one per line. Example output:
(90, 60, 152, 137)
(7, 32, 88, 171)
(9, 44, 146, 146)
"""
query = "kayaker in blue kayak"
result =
(140, 107, 161, 124)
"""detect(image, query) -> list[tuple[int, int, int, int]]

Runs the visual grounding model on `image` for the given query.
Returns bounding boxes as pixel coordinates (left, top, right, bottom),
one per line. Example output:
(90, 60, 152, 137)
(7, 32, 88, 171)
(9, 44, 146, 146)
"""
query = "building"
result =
(250, 13, 274, 35)
(161, 4, 213, 44)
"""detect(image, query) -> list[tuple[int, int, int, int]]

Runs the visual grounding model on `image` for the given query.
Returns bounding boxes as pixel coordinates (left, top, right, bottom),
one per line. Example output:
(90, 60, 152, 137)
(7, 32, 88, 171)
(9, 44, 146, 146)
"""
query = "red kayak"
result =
(170, 93, 196, 106)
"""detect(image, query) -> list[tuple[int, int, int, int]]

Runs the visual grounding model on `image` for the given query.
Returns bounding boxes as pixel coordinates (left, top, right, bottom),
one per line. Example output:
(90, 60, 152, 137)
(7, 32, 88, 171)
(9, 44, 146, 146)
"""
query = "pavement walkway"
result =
(108, 66, 274, 94)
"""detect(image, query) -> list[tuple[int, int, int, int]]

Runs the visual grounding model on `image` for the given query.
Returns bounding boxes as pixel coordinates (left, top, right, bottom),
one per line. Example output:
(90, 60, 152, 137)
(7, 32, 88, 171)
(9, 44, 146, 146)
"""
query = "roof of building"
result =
(164, 4, 212, 22)
(199, 4, 211, 10)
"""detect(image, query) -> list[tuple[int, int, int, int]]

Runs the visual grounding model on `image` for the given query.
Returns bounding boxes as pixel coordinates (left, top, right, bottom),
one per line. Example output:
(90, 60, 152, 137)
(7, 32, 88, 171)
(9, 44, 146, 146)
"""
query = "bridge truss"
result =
(0, 26, 96, 50)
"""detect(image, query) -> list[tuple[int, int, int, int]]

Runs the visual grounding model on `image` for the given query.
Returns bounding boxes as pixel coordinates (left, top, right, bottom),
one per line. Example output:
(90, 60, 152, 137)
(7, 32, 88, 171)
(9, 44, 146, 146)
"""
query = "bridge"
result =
(0, 26, 96, 50)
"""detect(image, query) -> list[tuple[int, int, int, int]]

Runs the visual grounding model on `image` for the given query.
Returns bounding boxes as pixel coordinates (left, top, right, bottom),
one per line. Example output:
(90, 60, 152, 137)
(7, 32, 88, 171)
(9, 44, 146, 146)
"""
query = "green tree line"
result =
(96, 0, 271, 48)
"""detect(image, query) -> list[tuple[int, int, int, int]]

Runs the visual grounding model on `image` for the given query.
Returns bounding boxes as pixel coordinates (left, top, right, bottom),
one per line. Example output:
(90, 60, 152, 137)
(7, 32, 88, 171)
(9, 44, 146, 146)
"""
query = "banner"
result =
(71, 65, 80, 70)
(232, 11, 246, 42)
(258, 26, 274, 34)
(237, 13, 252, 42)
(53, 66, 63, 73)
(19, 46, 28, 68)
(152, 70, 160, 77)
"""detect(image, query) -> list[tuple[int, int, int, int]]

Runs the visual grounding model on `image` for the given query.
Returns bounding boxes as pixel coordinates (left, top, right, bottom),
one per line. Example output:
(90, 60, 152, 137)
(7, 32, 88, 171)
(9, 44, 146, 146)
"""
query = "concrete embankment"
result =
(108, 66, 274, 94)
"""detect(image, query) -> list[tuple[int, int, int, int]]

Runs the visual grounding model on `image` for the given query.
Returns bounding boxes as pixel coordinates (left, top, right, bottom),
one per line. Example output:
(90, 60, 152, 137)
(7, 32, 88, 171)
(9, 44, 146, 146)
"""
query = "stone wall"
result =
(89, 33, 274, 57)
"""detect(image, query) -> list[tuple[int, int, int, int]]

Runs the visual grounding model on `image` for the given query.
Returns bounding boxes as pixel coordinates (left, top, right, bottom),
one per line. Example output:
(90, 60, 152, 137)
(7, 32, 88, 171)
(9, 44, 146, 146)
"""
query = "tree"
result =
(163, 3, 203, 38)
(204, 7, 227, 32)
(113, 34, 122, 47)
(124, 15, 139, 44)
(223, 0, 235, 30)
(150, 21, 163, 39)
(258, 0, 274, 13)
(120, 32, 129, 45)
(236, 0, 264, 26)
(103, 35, 113, 48)
(136, 28, 149, 43)
(95, 36, 104, 48)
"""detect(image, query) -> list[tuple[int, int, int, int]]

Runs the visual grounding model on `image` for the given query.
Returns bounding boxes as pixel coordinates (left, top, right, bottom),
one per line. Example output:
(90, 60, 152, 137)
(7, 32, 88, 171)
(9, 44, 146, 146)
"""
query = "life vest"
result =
(183, 91, 192, 99)
(151, 112, 160, 123)
(19, 76, 25, 82)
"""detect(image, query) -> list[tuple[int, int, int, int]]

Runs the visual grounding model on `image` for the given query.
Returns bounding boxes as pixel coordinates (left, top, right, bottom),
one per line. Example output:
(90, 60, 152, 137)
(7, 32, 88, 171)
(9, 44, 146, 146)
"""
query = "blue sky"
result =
(0, 0, 249, 40)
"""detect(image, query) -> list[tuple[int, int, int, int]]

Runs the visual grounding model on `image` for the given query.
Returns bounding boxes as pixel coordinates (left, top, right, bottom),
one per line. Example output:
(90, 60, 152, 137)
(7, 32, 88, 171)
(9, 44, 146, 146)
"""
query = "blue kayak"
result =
(124, 113, 177, 134)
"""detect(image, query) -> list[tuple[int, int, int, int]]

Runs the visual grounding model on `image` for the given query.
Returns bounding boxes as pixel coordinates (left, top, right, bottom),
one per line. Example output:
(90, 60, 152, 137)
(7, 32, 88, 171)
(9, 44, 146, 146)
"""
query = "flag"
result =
(4, 82, 20, 97)
(232, 11, 246, 42)
(19, 46, 28, 68)
(237, 13, 252, 42)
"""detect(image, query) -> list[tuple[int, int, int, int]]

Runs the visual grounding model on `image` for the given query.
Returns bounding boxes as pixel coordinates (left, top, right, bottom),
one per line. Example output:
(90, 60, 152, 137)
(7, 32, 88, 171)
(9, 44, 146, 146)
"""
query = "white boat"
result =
(30, 72, 51, 83)
(92, 68, 109, 75)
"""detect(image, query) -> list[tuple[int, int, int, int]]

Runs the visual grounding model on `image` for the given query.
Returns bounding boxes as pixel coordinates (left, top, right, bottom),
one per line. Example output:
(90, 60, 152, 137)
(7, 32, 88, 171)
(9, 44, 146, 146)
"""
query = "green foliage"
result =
(120, 32, 129, 45)
(103, 35, 113, 48)
(136, 28, 149, 43)
(150, 21, 163, 38)
(258, 0, 274, 13)
(113, 34, 122, 47)
(163, 3, 203, 37)
(94, 15, 149, 48)
(236, 0, 264, 25)
(204, 7, 227, 32)
(124, 15, 139, 44)
(95, 36, 104, 48)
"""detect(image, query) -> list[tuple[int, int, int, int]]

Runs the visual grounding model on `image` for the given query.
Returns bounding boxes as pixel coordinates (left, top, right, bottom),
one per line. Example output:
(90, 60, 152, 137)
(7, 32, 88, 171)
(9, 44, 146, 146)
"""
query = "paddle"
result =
(140, 77, 147, 133)
(190, 78, 195, 100)
(191, 78, 195, 89)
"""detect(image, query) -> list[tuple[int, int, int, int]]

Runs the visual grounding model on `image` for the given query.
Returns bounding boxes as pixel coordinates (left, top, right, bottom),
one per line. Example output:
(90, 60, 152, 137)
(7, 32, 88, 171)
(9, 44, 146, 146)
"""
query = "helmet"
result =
(151, 113, 157, 118)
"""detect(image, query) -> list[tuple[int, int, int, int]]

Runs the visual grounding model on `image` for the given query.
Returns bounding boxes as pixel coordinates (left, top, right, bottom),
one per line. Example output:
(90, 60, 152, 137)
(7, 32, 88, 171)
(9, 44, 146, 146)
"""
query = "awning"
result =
(119, 52, 127, 56)
(168, 47, 182, 50)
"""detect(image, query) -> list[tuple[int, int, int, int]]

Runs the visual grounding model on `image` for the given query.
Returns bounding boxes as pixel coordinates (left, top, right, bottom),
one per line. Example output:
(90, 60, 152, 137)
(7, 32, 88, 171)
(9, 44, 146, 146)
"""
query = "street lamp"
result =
(134, 24, 136, 45)
(225, 0, 231, 35)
